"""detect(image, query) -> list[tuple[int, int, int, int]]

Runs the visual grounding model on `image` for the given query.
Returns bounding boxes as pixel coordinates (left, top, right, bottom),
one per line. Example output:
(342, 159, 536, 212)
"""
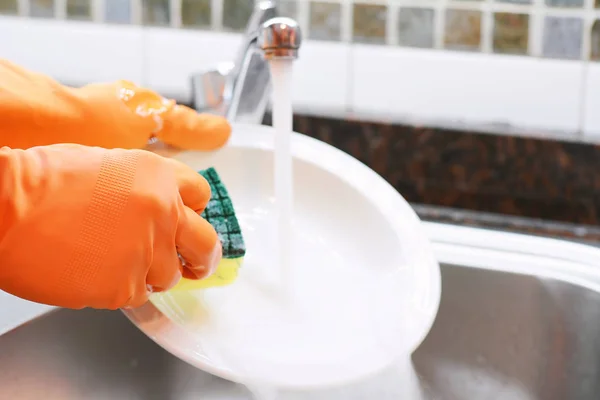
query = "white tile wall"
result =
(291, 41, 351, 115)
(143, 28, 239, 101)
(0, 18, 144, 84)
(0, 14, 599, 142)
(351, 44, 585, 135)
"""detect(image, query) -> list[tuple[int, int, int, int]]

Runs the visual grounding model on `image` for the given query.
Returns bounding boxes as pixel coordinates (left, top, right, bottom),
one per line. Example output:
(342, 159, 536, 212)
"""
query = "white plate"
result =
(123, 123, 441, 390)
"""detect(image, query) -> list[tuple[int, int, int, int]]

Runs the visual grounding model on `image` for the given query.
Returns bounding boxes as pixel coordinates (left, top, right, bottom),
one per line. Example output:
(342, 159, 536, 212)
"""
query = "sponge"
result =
(170, 167, 245, 291)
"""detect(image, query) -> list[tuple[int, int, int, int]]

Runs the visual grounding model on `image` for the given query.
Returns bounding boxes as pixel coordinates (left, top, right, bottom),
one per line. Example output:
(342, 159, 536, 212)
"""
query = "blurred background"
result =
(1, 0, 600, 243)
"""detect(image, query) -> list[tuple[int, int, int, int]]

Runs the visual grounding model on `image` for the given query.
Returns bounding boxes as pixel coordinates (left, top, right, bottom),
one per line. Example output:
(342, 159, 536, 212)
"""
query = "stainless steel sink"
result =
(2, 262, 600, 399)
(414, 265, 600, 400)
(2, 223, 600, 399)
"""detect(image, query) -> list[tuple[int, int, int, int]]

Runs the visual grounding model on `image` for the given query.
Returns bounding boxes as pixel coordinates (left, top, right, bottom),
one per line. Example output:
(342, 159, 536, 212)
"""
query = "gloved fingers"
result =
(176, 206, 222, 280)
(156, 104, 231, 151)
(146, 245, 183, 293)
(164, 157, 211, 213)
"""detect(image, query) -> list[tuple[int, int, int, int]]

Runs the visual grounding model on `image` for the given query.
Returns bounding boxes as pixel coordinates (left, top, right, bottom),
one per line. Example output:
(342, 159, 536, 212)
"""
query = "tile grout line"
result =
(343, 0, 354, 115)
(341, 0, 353, 43)
(17, 0, 29, 16)
(582, 0, 596, 60)
(386, 0, 398, 46)
(131, 0, 142, 25)
(578, 0, 596, 139)
(170, 0, 181, 28)
(434, 0, 448, 50)
(138, 0, 147, 88)
(211, 0, 223, 31)
(529, 0, 544, 57)
(55, 0, 66, 19)
(481, 0, 493, 54)
(296, 0, 310, 38)
(92, 0, 105, 23)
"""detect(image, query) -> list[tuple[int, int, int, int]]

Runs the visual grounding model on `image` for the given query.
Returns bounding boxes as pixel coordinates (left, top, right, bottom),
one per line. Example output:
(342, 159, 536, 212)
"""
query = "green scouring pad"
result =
(170, 167, 245, 290)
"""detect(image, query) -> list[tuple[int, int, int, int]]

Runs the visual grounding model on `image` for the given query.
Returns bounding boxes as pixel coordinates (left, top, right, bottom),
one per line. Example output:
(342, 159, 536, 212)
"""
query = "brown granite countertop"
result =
(262, 113, 600, 247)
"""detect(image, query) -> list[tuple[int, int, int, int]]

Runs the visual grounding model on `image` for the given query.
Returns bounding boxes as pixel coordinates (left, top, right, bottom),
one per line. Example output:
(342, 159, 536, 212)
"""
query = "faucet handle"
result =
(190, 62, 234, 115)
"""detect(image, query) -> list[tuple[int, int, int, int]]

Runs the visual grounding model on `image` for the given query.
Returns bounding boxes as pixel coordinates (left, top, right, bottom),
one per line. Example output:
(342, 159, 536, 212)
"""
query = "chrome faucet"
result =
(190, 1, 302, 125)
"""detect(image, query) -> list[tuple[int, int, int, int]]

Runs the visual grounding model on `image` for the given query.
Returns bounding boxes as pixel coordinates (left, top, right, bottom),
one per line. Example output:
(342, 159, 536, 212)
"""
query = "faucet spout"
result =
(191, 3, 302, 125)
(259, 17, 302, 60)
(223, 33, 269, 124)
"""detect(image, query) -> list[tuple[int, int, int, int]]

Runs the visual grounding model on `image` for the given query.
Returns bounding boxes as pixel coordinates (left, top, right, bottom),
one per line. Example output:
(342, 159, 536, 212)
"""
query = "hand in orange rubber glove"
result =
(0, 145, 221, 310)
(0, 59, 231, 150)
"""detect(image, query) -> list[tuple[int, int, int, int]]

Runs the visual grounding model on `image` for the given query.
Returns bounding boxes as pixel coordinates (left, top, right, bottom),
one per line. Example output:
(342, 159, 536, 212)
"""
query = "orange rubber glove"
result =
(0, 144, 221, 310)
(0, 59, 231, 150)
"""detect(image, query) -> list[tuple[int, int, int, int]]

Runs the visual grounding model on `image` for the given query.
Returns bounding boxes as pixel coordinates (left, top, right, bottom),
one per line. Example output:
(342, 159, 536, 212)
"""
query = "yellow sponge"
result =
(170, 167, 245, 291)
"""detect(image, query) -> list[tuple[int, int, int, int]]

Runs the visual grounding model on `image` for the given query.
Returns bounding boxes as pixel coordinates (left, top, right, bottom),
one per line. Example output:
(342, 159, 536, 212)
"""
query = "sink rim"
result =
(424, 221, 600, 294)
